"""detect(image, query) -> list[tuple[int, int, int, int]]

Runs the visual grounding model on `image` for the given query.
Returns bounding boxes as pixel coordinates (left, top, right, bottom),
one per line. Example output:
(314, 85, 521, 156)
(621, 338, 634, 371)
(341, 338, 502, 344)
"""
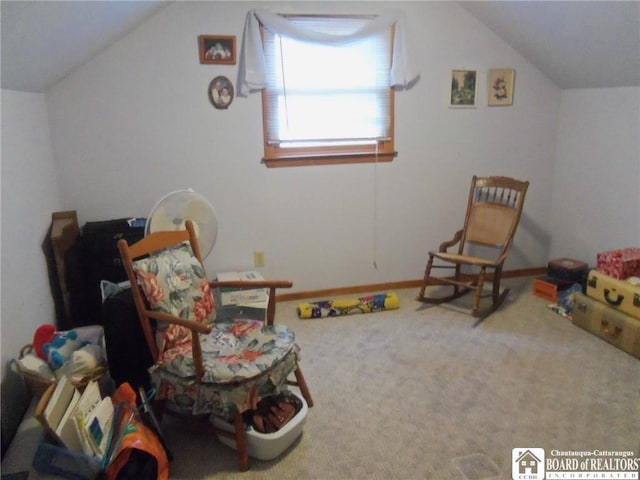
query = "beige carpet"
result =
(163, 278, 640, 479)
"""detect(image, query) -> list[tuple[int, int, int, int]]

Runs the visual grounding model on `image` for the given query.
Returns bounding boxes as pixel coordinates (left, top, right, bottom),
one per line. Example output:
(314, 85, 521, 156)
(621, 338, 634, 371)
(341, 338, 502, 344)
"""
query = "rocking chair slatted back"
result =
(462, 176, 529, 252)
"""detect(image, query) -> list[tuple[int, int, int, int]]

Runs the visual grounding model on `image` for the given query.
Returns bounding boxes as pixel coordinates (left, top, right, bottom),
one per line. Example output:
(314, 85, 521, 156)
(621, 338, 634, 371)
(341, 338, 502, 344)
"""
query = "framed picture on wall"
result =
(449, 70, 478, 108)
(449, 69, 477, 108)
(208, 76, 234, 109)
(199, 35, 236, 65)
(488, 69, 515, 106)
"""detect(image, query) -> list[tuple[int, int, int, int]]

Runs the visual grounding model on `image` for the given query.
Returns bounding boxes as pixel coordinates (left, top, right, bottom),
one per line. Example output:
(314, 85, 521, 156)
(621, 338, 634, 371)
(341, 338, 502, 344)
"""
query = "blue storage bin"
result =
(32, 433, 102, 480)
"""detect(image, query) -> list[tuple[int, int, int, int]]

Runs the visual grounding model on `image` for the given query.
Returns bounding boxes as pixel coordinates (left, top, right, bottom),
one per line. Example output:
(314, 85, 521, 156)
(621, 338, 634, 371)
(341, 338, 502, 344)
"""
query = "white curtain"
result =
(238, 9, 419, 96)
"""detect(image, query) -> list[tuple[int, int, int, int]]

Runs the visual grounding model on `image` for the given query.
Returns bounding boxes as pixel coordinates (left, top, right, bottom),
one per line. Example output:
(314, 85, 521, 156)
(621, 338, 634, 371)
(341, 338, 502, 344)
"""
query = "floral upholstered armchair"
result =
(117, 221, 313, 471)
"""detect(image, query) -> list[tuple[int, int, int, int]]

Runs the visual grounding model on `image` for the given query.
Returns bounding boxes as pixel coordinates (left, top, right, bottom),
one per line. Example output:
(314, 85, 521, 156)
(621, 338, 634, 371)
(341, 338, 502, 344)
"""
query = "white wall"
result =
(1, 90, 63, 380)
(45, 1, 560, 293)
(549, 87, 640, 264)
(2, 0, 638, 414)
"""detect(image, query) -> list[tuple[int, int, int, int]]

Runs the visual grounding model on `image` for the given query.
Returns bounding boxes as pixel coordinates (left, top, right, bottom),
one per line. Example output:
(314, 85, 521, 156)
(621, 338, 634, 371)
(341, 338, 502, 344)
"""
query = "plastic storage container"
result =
(212, 390, 308, 461)
(32, 433, 102, 480)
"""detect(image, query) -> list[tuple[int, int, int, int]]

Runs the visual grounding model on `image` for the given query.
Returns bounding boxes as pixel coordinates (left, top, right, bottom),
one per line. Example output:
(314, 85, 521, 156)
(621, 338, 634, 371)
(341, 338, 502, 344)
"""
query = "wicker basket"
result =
(17, 344, 107, 396)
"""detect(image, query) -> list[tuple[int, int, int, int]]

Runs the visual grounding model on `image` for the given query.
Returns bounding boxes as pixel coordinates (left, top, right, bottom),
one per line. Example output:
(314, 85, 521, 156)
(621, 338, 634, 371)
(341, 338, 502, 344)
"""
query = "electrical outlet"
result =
(254, 251, 265, 268)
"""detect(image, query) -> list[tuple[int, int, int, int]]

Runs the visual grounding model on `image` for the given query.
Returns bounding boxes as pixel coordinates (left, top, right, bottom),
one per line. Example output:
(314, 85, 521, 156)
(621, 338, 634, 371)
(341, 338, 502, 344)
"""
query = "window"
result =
(239, 10, 417, 167)
(260, 15, 396, 167)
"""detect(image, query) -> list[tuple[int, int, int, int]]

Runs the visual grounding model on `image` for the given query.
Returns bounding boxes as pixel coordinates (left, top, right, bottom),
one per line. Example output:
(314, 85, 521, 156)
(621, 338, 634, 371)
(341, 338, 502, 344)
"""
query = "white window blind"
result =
(262, 16, 392, 147)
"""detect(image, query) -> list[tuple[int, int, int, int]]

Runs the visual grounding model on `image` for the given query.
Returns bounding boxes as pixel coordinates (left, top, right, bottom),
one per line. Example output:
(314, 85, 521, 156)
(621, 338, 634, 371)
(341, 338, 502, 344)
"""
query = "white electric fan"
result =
(145, 189, 218, 259)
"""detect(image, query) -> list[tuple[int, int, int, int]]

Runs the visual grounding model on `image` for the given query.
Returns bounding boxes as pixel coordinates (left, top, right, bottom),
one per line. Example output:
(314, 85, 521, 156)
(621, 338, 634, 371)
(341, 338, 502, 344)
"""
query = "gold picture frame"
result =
(488, 69, 515, 106)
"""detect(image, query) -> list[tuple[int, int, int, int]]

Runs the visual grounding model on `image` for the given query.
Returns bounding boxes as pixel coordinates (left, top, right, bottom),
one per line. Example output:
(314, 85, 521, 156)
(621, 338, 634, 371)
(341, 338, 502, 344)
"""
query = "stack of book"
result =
(35, 376, 114, 460)
(216, 270, 268, 306)
(215, 270, 268, 321)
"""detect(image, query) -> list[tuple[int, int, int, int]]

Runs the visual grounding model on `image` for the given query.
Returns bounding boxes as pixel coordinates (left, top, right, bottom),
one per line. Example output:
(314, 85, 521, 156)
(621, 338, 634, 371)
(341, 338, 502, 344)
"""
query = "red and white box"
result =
(596, 248, 640, 280)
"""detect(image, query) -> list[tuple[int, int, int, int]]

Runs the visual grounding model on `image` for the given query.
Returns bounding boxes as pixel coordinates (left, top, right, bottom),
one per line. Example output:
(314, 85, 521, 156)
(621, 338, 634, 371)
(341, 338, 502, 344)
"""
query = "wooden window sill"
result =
(263, 151, 397, 168)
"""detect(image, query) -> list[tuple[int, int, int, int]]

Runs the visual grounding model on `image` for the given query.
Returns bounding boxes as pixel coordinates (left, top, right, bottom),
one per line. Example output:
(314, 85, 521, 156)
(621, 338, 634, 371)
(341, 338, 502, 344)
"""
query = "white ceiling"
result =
(1, 1, 639, 93)
(459, 1, 640, 89)
(1, 0, 171, 93)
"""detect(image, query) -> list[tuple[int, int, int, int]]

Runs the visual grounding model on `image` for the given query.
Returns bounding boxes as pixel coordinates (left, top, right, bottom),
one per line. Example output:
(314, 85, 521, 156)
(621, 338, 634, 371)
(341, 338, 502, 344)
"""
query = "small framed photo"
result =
(199, 35, 236, 65)
(488, 69, 515, 106)
(449, 69, 477, 108)
(208, 76, 234, 109)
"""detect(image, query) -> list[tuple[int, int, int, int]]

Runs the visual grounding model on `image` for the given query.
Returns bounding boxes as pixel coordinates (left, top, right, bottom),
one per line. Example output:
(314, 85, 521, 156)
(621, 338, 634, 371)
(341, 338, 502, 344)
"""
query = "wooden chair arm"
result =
(439, 229, 463, 252)
(209, 280, 293, 289)
(145, 310, 213, 334)
(496, 253, 509, 267)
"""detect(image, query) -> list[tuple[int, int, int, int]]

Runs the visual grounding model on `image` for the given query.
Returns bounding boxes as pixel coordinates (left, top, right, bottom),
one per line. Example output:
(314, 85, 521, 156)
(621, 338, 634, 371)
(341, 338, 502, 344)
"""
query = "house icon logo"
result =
(512, 448, 545, 480)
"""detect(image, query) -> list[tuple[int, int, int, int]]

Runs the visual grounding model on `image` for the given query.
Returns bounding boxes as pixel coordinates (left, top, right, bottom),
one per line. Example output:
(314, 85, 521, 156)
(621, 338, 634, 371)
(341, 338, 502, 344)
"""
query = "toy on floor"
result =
(298, 292, 400, 319)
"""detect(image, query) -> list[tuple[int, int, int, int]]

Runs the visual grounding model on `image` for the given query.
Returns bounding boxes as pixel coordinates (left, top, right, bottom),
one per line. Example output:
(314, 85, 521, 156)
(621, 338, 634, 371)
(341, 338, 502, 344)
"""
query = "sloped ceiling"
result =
(459, 1, 640, 89)
(1, 1, 639, 93)
(1, 0, 171, 93)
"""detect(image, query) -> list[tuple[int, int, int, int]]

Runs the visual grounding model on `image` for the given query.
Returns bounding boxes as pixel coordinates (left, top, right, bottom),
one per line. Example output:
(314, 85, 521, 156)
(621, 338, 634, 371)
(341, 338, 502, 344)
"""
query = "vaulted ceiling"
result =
(459, 1, 640, 89)
(1, 1, 639, 93)
(1, 0, 171, 92)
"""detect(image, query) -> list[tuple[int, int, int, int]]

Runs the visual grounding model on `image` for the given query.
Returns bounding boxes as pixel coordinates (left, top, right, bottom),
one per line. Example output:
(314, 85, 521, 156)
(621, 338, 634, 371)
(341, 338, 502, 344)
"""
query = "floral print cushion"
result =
(160, 319, 296, 383)
(151, 346, 299, 418)
(150, 319, 300, 417)
(132, 243, 216, 351)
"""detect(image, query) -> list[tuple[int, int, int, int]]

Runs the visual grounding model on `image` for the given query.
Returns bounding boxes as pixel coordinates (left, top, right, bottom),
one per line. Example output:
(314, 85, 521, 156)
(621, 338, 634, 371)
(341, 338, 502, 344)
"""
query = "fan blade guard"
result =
(146, 189, 218, 258)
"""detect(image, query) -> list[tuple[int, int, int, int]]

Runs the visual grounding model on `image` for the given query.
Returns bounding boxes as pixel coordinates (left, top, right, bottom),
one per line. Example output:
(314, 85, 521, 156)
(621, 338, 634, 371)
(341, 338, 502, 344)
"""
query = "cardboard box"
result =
(533, 276, 575, 303)
(597, 248, 640, 280)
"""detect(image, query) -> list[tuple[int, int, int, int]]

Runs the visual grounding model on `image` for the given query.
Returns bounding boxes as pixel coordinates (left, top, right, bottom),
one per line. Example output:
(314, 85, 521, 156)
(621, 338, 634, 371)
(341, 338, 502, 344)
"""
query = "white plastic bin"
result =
(212, 391, 308, 461)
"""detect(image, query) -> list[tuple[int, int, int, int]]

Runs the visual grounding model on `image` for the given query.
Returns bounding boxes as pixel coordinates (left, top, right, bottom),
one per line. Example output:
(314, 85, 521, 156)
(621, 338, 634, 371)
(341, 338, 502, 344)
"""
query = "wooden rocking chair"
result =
(118, 220, 313, 471)
(418, 175, 529, 320)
